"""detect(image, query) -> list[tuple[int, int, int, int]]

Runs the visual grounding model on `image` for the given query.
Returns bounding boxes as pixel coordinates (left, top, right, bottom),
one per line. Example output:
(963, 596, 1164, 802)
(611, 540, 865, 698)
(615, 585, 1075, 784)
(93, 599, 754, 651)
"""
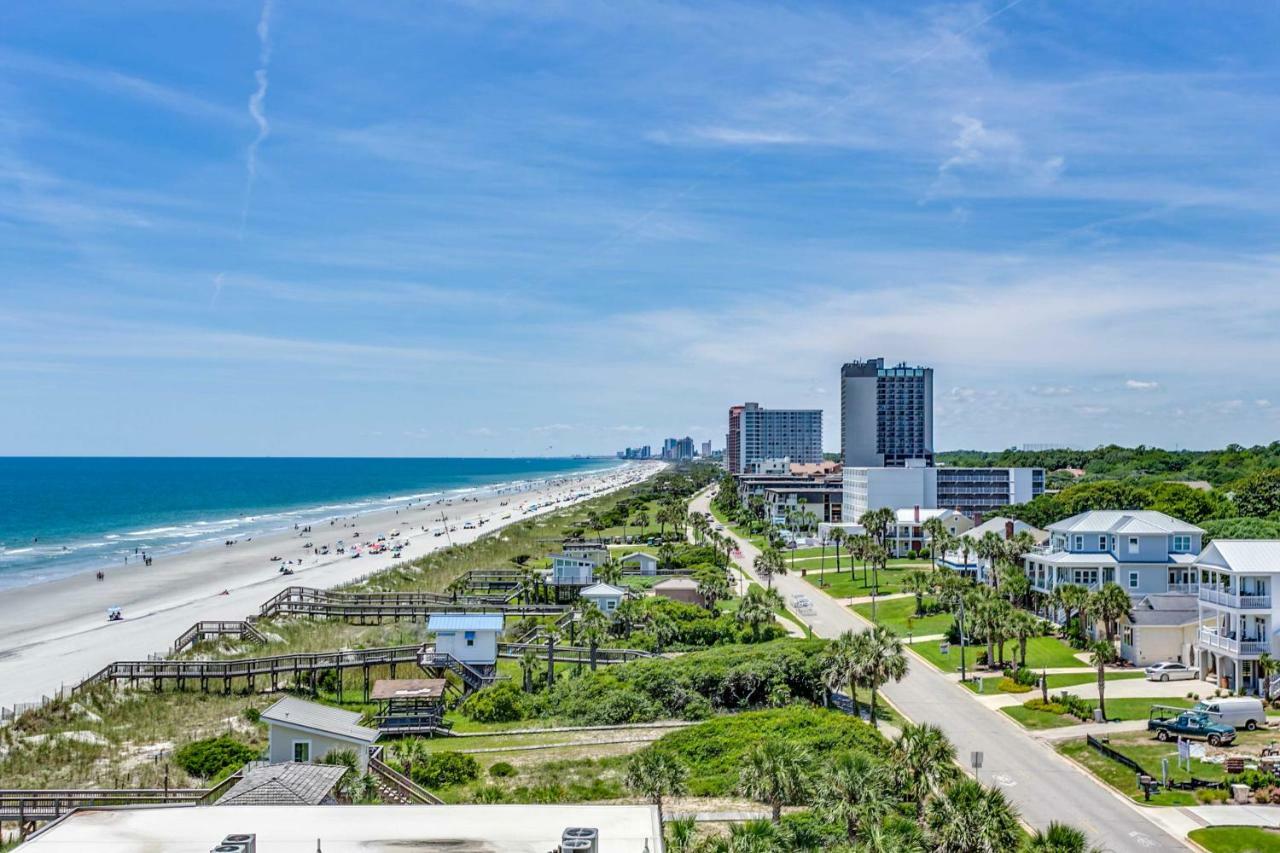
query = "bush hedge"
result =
(411, 751, 481, 788)
(173, 735, 260, 780)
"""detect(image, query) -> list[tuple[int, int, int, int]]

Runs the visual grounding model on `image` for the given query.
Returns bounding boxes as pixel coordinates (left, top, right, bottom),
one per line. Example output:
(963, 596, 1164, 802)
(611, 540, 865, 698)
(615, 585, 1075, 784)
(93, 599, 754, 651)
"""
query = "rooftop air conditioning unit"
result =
(212, 833, 257, 853)
(562, 827, 598, 853)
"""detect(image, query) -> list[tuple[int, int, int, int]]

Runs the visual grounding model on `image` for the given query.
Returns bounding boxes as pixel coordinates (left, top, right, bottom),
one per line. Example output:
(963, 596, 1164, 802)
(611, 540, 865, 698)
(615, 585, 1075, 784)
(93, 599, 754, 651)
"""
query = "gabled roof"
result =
(427, 613, 505, 632)
(619, 552, 657, 562)
(1125, 593, 1199, 626)
(261, 697, 378, 743)
(218, 763, 346, 806)
(1197, 540, 1280, 573)
(581, 583, 626, 596)
(960, 517, 1048, 543)
(1047, 510, 1204, 536)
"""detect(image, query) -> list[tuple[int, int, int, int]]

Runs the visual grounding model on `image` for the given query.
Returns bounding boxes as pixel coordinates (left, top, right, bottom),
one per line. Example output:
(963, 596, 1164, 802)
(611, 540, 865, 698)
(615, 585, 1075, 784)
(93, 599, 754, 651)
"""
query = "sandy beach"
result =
(0, 462, 660, 711)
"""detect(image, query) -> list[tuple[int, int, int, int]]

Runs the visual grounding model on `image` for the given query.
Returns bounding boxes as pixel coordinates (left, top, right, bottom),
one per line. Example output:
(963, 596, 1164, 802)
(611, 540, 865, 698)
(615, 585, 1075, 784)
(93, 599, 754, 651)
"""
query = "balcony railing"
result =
(1199, 588, 1271, 609)
(1198, 628, 1269, 656)
(1167, 582, 1200, 594)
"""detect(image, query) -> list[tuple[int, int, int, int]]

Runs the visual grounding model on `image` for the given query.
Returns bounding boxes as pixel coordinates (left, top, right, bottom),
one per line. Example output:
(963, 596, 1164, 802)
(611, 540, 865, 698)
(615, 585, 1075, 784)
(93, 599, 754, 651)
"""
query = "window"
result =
(293, 740, 311, 762)
(1073, 535, 1083, 551)
(1128, 571, 1139, 589)
(1122, 626, 1133, 646)
(1099, 535, 1108, 551)
(464, 631, 476, 647)
(1128, 536, 1140, 555)
(1173, 535, 1192, 552)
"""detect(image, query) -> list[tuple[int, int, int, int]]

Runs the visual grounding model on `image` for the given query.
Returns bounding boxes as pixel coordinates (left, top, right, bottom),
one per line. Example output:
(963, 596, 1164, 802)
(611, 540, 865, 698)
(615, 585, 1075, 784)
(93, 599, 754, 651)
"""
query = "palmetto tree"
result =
(754, 545, 787, 591)
(737, 586, 778, 641)
(1009, 609, 1041, 668)
(663, 816, 698, 853)
(709, 819, 782, 853)
(923, 779, 1022, 853)
(892, 722, 959, 815)
(976, 531, 1006, 592)
(625, 747, 688, 826)
(1054, 583, 1090, 630)
(391, 738, 427, 781)
(518, 647, 540, 692)
(902, 569, 934, 616)
(598, 558, 623, 586)
(860, 625, 908, 728)
(922, 516, 949, 569)
(854, 819, 928, 853)
(1089, 640, 1113, 720)
(829, 527, 848, 583)
(823, 630, 865, 717)
(816, 750, 893, 842)
(1025, 821, 1103, 853)
(738, 740, 812, 822)
(695, 567, 730, 611)
(579, 602, 609, 671)
(1087, 582, 1131, 644)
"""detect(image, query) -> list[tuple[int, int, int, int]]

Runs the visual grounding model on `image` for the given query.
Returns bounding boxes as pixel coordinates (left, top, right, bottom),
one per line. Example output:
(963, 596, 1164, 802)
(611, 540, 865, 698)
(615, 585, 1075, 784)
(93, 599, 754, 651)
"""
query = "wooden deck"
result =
(257, 586, 566, 622)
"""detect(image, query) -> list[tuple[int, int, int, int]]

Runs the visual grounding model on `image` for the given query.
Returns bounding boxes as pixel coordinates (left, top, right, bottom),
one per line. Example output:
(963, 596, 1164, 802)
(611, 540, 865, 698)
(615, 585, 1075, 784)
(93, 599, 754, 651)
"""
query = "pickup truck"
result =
(1148, 709, 1236, 746)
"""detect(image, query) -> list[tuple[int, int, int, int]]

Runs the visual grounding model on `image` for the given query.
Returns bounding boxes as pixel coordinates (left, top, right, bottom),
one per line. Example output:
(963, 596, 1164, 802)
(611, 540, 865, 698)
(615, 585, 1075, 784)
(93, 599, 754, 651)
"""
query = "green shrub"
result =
(242, 708, 262, 724)
(173, 735, 260, 779)
(488, 761, 517, 779)
(1228, 769, 1274, 791)
(411, 751, 481, 788)
(460, 682, 529, 723)
(997, 678, 1033, 694)
(1195, 786, 1229, 804)
(1024, 698, 1066, 715)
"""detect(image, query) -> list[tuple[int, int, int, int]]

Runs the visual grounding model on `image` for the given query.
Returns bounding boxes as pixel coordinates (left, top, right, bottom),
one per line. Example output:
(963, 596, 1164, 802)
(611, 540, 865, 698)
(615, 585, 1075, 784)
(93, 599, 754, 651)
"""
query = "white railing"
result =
(1167, 582, 1200, 594)
(1198, 588, 1271, 609)
(1199, 628, 1269, 656)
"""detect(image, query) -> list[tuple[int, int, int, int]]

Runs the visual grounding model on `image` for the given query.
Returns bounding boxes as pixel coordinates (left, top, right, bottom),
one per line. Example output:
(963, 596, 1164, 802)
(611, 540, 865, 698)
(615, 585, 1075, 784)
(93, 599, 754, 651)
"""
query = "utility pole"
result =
(958, 594, 968, 682)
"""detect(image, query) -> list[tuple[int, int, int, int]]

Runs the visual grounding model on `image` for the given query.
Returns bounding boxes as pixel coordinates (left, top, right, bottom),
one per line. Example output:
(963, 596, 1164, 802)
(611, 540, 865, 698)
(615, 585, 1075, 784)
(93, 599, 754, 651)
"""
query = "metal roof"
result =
(428, 613, 505, 632)
(619, 552, 657, 562)
(581, 583, 626, 596)
(960, 516, 1048, 543)
(1047, 510, 1204, 536)
(1126, 593, 1199, 626)
(1198, 540, 1280, 573)
(261, 696, 379, 743)
(370, 678, 446, 701)
(218, 762, 347, 806)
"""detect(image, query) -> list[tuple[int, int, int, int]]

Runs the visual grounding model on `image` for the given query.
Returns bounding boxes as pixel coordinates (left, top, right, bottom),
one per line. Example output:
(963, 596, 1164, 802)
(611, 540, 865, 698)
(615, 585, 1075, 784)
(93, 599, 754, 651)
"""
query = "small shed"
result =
(580, 583, 627, 617)
(370, 678, 448, 735)
(427, 613, 503, 666)
(550, 554, 596, 586)
(217, 762, 347, 806)
(653, 577, 703, 607)
(619, 552, 659, 576)
(261, 696, 379, 772)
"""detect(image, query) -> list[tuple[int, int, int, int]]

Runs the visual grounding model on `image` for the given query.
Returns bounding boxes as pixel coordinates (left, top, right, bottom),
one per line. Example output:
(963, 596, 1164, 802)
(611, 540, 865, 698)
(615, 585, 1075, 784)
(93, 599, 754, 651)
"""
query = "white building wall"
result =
(435, 630, 498, 665)
(268, 724, 370, 772)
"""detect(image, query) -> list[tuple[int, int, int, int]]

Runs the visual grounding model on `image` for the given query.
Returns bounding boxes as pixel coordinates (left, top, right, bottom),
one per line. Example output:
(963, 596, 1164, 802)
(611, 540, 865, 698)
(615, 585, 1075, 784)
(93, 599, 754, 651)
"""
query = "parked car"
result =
(1148, 708, 1236, 746)
(1145, 661, 1198, 682)
(1194, 697, 1267, 731)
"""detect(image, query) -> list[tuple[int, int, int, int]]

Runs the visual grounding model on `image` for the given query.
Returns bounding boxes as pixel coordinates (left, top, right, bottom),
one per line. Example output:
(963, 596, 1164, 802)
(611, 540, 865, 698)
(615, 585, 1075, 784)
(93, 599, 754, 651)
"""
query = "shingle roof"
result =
(1047, 510, 1204, 536)
(1197, 540, 1280, 573)
(261, 697, 379, 743)
(370, 678, 446, 701)
(218, 763, 346, 806)
(1126, 593, 1199, 626)
(427, 613, 505, 632)
(581, 583, 626, 596)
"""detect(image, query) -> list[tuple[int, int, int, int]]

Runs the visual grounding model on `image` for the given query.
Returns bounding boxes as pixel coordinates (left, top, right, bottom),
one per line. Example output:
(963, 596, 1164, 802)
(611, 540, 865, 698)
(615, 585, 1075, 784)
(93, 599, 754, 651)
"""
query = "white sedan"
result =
(1145, 661, 1199, 682)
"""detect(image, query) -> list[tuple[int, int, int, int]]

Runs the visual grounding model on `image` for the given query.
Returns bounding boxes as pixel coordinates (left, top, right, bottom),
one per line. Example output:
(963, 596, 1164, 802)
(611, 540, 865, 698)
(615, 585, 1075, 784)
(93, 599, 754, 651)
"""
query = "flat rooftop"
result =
(25, 803, 664, 852)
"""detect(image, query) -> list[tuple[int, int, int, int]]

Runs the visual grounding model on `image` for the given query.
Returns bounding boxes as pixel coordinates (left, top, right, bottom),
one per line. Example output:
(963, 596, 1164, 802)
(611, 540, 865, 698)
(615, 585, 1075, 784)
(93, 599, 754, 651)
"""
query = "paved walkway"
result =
(693, 489, 1188, 852)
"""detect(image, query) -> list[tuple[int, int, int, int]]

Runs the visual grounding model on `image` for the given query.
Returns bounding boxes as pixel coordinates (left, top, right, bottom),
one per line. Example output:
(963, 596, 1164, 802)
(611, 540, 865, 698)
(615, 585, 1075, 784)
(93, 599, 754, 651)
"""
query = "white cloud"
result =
(1028, 385, 1074, 397)
(241, 0, 274, 233)
(1125, 379, 1161, 390)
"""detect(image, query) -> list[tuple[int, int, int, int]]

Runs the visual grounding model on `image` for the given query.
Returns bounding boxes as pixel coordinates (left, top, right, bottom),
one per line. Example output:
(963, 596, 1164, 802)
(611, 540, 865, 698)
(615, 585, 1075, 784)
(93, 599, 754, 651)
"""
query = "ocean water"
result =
(0, 457, 621, 590)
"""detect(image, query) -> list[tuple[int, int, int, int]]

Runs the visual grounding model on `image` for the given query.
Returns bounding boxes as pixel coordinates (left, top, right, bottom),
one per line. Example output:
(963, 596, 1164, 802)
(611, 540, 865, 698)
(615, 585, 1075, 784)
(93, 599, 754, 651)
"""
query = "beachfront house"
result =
(619, 552, 659, 575)
(885, 507, 973, 558)
(426, 613, 502, 667)
(549, 554, 597, 602)
(261, 696, 379, 772)
(1023, 510, 1203, 597)
(1194, 540, 1280, 696)
(561, 542, 610, 565)
(941, 517, 1048, 582)
(653, 577, 704, 607)
(580, 582, 626, 617)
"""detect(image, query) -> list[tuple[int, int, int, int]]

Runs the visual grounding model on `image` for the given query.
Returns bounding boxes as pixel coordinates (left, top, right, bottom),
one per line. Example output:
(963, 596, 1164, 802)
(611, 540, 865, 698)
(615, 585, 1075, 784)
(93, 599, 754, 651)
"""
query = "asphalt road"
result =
(691, 489, 1186, 853)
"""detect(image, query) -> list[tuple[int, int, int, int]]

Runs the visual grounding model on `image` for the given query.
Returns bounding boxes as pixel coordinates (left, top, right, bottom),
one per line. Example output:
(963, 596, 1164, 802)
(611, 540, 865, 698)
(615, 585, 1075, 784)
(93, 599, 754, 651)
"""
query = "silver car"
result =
(1145, 661, 1199, 682)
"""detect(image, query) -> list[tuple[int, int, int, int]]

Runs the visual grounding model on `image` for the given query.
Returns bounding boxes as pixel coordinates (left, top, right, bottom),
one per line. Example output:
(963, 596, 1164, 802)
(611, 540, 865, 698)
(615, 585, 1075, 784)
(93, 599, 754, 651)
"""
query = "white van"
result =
(1194, 697, 1267, 731)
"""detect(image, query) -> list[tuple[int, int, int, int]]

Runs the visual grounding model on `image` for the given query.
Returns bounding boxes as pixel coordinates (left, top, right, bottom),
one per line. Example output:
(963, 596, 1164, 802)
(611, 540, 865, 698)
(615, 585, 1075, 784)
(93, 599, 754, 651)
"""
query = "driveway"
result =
(694, 489, 1187, 852)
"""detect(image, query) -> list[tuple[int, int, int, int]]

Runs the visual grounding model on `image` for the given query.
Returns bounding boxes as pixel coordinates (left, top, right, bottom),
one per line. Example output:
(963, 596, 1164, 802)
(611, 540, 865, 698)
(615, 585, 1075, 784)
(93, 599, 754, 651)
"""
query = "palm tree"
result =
(816, 750, 892, 842)
(1089, 640, 1112, 721)
(664, 815, 698, 853)
(651, 611, 678, 653)
(1009, 609, 1041, 668)
(971, 598, 1004, 669)
(823, 630, 865, 717)
(1025, 821, 1103, 853)
(903, 569, 934, 616)
(580, 602, 609, 671)
(1259, 652, 1276, 698)
(391, 738, 427, 781)
(1087, 582, 1131, 644)
(586, 510, 606, 544)
(695, 567, 730, 611)
(854, 819, 928, 853)
(829, 527, 847, 584)
(859, 625, 908, 729)
(892, 723, 959, 815)
(976, 531, 1006, 592)
(754, 545, 787, 591)
(598, 558, 623, 586)
(923, 779, 1022, 853)
(544, 626, 560, 688)
(738, 740, 811, 822)
(712, 819, 782, 853)
(1056, 583, 1090, 632)
(922, 516, 949, 569)
(625, 748, 688, 826)
(519, 647, 540, 692)
(737, 586, 777, 642)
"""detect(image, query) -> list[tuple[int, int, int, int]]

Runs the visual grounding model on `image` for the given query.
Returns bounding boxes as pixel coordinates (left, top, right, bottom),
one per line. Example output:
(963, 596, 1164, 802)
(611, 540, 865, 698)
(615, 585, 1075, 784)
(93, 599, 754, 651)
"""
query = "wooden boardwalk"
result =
(257, 586, 566, 622)
(171, 620, 266, 654)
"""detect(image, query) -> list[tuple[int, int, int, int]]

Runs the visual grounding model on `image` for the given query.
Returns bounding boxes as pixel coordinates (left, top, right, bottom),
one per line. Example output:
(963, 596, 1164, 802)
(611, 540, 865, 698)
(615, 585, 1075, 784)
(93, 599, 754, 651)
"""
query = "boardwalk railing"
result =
(369, 746, 443, 805)
(0, 771, 241, 825)
(497, 641, 653, 665)
(172, 620, 266, 654)
(258, 586, 565, 621)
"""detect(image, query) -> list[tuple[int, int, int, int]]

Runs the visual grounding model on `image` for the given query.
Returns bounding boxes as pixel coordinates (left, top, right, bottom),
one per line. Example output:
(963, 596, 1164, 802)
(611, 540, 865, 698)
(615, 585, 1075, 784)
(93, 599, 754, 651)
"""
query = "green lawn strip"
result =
(1189, 827, 1280, 853)
(909, 635, 1088, 673)
(964, 671, 1146, 693)
(1056, 737, 1198, 806)
(1001, 697, 1193, 730)
(852, 597, 953, 636)
(802, 566, 914, 597)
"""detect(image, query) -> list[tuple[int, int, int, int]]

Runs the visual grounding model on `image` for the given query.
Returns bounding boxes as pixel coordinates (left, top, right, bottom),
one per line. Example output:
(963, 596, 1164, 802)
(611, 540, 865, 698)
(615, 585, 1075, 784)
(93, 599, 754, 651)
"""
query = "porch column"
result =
(1235, 658, 1243, 696)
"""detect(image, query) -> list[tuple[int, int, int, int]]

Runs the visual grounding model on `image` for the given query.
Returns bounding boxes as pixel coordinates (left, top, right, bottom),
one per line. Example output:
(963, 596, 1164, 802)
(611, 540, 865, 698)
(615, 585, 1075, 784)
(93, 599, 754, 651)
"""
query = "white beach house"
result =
(1194, 540, 1280, 696)
(426, 613, 503, 667)
(580, 582, 626, 617)
(261, 696, 379, 772)
(619, 552, 659, 575)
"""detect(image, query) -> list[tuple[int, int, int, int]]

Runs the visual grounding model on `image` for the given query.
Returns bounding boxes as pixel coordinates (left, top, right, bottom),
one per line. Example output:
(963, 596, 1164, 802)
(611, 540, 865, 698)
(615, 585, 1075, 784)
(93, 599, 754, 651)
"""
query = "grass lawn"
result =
(802, 566, 916, 597)
(852, 596, 953, 637)
(964, 671, 1145, 693)
(1057, 729, 1238, 806)
(909, 635, 1088, 673)
(1189, 827, 1280, 853)
(1001, 697, 1193, 730)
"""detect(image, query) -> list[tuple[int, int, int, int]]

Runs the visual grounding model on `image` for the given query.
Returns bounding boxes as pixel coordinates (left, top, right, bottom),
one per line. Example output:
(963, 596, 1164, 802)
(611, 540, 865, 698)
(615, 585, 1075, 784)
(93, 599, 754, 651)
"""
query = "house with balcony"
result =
(1194, 540, 1280, 696)
(940, 516, 1048, 582)
(885, 507, 973, 558)
(1022, 510, 1203, 597)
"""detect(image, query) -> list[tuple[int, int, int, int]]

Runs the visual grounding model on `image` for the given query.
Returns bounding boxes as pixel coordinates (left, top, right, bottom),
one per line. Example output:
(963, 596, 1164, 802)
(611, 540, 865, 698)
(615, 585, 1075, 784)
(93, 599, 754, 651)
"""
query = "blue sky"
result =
(2, 1, 1278, 456)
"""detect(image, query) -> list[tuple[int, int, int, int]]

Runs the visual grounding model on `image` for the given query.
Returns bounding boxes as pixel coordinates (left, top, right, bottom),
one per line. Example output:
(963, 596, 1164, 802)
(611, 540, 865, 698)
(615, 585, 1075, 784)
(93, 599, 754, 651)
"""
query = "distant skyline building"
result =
(701, 440, 712, 458)
(844, 462, 1044, 521)
(616, 445, 651, 460)
(840, 358, 933, 467)
(725, 402, 823, 474)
